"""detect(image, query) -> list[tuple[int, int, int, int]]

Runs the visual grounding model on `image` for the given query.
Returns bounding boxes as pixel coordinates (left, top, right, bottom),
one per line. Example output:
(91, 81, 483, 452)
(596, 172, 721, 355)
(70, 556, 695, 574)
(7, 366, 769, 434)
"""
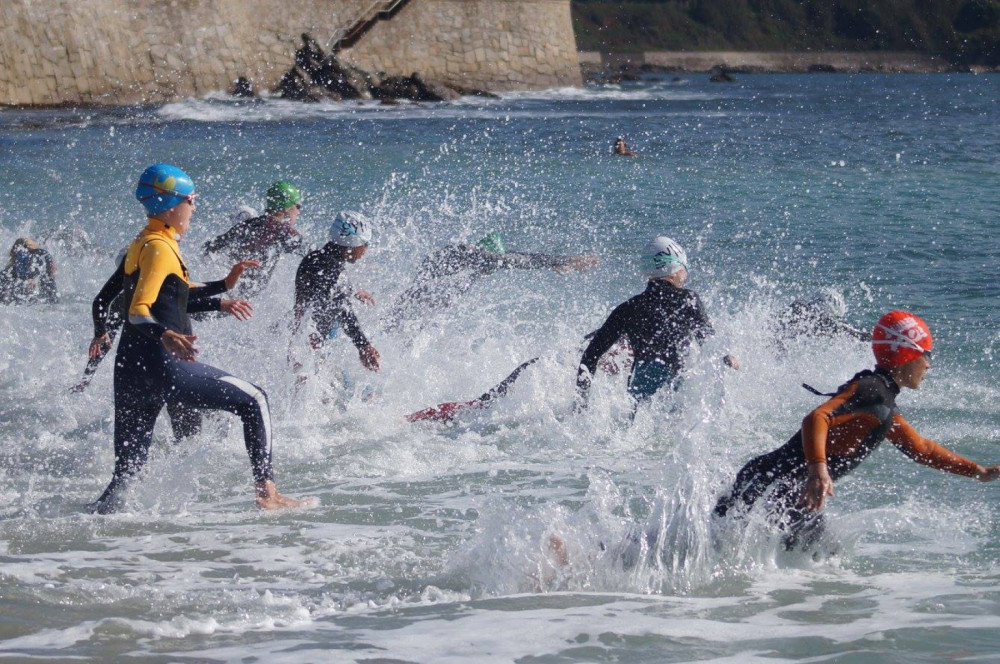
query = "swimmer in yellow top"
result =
(88, 163, 310, 514)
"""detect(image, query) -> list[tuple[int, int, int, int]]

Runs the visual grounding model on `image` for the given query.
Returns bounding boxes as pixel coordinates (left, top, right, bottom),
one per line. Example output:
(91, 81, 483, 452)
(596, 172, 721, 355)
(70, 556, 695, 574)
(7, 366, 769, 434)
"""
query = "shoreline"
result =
(579, 50, 999, 75)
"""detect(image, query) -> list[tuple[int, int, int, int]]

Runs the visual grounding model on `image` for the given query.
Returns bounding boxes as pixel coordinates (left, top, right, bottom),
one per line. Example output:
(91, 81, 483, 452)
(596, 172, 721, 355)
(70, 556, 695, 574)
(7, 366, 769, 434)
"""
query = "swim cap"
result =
(229, 205, 259, 225)
(135, 164, 195, 216)
(809, 288, 847, 319)
(265, 181, 302, 213)
(478, 232, 506, 254)
(871, 310, 932, 368)
(642, 236, 687, 278)
(330, 211, 372, 247)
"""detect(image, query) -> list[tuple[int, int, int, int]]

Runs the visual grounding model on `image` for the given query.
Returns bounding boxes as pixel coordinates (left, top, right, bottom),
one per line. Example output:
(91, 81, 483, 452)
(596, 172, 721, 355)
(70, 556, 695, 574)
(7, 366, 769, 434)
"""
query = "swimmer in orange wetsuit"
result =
(714, 310, 1000, 550)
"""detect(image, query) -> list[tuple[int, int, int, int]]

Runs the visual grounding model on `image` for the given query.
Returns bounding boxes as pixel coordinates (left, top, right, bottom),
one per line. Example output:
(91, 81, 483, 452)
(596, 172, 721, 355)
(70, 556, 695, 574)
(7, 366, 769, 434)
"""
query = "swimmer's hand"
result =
(220, 298, 254, 321)
(798, 462, 834, 512)
(161, 330, 198, 361)
(88, 333, 112, 359)
(359, 343, 380, 372)
(976, 465, 1000, 482)
(723, 354, 740, 370)
(555, 255, 600, 274)
(224, 259, 262, 290)
(355, 288, 376, 306)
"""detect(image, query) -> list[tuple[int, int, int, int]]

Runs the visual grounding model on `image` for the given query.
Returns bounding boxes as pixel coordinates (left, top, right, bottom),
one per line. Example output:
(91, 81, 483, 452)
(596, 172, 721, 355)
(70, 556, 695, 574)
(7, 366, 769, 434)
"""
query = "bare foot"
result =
(255, 480, 315, 509)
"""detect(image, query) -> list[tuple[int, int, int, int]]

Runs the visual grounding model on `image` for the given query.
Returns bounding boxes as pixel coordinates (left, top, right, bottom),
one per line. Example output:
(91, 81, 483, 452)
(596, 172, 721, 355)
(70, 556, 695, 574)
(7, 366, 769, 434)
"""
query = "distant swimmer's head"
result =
(229, 205, 259, 225)
(135, 164, 196, 216)
(808, 288, 847, 319)
(643, 236, 688, 281)
(330, 211, 372, 261)
(265, 181, 302, 214)
(872, 310, 933, 371)
(477, 232, 505, 254)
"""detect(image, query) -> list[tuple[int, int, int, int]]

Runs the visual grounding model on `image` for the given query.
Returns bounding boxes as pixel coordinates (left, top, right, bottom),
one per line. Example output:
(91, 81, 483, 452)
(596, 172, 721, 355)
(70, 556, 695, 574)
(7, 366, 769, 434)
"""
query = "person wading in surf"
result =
(292, 210, 379, 372)
(202, 181, 305, 297)
(88, 163, 308, 514)
(714, 310, 1000, 550)
(575, 236, 737, 416)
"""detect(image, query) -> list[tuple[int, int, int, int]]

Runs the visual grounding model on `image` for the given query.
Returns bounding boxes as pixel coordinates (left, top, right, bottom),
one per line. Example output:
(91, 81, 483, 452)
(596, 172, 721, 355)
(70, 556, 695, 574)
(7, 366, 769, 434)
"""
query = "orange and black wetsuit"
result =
(714, 367, 981, 548)
(88, 219, 273, 514)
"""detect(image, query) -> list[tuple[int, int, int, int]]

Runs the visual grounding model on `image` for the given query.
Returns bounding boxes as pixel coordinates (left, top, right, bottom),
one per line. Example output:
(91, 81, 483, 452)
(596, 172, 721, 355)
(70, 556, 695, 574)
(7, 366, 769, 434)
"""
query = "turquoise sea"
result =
(1, 74, 998, 662)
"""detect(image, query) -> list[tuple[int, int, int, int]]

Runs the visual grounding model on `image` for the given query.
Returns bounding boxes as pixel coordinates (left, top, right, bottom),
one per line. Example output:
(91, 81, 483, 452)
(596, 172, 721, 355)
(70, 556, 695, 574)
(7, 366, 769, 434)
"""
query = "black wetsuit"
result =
(90, 220, 274, 514)
(294, 242, 370, 350)
(713, 368, 981, 549)
(776, 300, 872, 342)
(0, 246, 58, 304)
(384, 245, 578, 330)
(577, 279, 713, 402)
(203, 214, 303, 297)
(79, 257, 201, 438)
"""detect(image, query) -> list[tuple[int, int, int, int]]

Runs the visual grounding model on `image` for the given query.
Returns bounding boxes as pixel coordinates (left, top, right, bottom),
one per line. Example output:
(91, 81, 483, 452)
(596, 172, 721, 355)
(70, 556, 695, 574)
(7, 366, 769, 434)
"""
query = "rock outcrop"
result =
(266, 34, 496, 104)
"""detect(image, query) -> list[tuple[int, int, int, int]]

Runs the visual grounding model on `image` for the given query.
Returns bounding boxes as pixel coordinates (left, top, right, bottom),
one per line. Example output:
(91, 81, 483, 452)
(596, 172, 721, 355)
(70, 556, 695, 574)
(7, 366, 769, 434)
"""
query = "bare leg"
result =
(255, 480, 315, 509)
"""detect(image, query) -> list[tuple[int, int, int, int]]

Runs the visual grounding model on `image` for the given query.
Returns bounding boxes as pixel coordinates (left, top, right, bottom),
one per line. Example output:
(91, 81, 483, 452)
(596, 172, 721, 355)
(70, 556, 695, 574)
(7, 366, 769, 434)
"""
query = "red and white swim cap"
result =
(871, 310, 933, 368)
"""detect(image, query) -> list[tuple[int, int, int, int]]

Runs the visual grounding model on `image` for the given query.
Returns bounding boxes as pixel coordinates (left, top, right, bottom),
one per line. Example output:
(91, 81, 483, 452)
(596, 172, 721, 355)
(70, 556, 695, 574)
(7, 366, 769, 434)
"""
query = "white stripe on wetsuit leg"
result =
(219, 375, 272, 457)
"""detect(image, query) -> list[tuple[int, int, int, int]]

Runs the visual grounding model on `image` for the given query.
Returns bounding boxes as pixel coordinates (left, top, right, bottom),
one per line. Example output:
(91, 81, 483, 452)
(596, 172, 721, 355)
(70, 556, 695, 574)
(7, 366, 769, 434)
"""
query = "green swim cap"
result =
(265, 181, 302, 213)
(478, 232, 505, 254)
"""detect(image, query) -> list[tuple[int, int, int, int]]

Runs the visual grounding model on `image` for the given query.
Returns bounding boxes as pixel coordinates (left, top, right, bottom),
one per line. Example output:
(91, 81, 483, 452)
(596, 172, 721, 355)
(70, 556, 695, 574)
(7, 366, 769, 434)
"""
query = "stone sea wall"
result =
(0, 0, 580, 106)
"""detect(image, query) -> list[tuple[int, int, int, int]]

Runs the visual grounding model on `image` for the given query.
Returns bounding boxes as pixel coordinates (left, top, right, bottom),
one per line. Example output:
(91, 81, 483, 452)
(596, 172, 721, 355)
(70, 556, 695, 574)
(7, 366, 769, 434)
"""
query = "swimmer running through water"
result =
(292, 210, 379, 372)
(576, 236, 737, 414)
(714, 310, 1000, 550)
(88, 163, 308, 513)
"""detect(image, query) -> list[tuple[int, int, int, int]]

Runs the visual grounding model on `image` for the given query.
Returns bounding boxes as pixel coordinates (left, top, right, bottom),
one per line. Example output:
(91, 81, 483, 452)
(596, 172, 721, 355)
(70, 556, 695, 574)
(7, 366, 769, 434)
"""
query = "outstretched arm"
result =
(576, 305, 629, 408)
(888, 415, 999, 480)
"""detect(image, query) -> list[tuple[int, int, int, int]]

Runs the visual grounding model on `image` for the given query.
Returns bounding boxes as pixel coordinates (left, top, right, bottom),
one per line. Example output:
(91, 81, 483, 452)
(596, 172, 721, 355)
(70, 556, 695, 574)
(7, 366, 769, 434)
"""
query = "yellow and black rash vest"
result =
(123, 219, 227, 340)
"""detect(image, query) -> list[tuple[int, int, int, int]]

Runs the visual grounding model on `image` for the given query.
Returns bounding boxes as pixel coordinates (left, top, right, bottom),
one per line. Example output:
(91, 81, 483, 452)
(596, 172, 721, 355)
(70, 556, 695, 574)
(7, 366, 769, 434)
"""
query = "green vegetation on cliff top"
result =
(571, 0, 999, 65)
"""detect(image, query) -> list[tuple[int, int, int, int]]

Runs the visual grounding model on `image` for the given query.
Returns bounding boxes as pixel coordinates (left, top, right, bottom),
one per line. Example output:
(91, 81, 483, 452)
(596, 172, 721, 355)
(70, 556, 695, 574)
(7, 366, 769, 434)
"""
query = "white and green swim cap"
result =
(642, 236, 687, 278)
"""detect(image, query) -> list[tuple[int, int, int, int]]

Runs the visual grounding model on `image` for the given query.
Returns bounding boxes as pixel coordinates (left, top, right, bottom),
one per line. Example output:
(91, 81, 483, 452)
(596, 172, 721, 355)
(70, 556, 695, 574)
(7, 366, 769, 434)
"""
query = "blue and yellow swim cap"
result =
(135, 164, 195, 215)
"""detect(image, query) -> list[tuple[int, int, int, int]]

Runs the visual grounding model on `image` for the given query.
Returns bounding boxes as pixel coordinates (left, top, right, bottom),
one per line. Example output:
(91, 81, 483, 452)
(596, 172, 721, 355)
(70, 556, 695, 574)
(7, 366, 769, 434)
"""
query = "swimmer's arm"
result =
(333, 295, 370, 349)
(127, 240, 176, 340)
(888, 415, 994, 479)
(689, 293, 714, 343)
(92, 260, 126, 337)
(577, 304, 628, 390)
(801, 382, 859, 464)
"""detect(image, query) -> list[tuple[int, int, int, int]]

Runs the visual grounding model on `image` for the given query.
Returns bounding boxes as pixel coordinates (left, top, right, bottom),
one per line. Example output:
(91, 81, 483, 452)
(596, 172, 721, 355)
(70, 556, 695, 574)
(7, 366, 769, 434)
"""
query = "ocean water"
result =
(0, 73, 998, 662)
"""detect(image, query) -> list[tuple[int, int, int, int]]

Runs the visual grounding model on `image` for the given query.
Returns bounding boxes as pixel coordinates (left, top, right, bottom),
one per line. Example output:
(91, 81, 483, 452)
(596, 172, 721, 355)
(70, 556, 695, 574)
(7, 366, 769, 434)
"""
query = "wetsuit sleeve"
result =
(498, 252, 575, 271)
(92, 260, 126, 337)
(186, 280, 226, 314)
(334, 297, 370, 349)
(689, 292, 714, 343)
(128, 239, 176, 340)
(886, 415, 981, 477)
(189, 279, 227, 300)
(203, 221, 243, 255)
(828, 317, 872, 341)
(801, 382, 861, 464)
(578, 303, 630, 382)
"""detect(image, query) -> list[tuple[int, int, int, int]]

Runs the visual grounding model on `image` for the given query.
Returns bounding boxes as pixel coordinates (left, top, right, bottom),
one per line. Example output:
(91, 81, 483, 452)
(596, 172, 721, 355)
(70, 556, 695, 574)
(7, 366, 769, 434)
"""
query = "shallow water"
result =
(1, 74, 998, 662)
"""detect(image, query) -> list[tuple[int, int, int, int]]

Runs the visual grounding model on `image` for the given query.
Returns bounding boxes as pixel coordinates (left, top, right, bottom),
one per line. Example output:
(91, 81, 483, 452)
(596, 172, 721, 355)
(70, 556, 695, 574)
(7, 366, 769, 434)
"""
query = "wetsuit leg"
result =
(89, 342, 166, 514)
(714, 443, 828, 550)
(164, 360, 273, 484)
(478, 358, 539, 403)
(165, 401, 203, 441)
